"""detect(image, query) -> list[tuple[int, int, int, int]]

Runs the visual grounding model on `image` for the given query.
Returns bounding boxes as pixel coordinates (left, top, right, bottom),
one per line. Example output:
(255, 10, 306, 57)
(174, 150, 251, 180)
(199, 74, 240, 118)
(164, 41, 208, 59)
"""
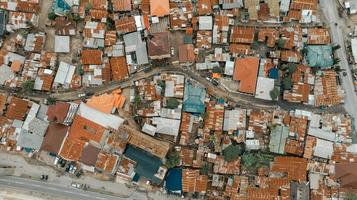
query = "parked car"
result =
(78, 93, 85, 98)
(71, 182, 81, 188)
(40, 175, 48, 181)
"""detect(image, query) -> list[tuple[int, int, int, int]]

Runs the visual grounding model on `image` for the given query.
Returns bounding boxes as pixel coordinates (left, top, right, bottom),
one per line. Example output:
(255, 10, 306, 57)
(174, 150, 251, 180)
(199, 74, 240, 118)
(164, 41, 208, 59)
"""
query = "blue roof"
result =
(124, 145, 163, 184)
(165, 168, 182, 193)
(0, 10, 6, 36)
(183, 82, 206, 114)
(269, 68, 279, 79)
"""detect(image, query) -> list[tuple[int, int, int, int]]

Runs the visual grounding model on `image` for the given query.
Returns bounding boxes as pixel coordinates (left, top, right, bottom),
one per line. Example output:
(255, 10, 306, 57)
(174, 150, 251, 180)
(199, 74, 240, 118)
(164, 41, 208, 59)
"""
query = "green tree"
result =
(223, 144, 244, 162)
(46, 97, 56, 105)
(166, 151, 180, 168)
(134, 95, 141, 106)
(282, 77, 292, 90)
(166, 98, 179, 109)
(241, 152, 258, 169)
(333, 57, 341, 65)
(21, 80, 34, 93)
(332, 44, 341, 51)
(269, 87, 279, 101)
(48, 11, 57, 20)
(200, 162, 210, 175)
(277, 38, 286, 49)
(287, 63, 298, 75)
(251, 41, 259, 50)
(344, 192, 357, 200)
(84, 3, 92, 15)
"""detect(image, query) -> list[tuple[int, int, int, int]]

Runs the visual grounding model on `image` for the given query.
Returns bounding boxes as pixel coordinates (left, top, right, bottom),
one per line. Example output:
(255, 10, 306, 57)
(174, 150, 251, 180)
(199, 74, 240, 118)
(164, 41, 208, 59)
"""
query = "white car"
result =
(71, 182, 81, 188)
(78, 93, 85, 98)
(171, 47, 175, 55)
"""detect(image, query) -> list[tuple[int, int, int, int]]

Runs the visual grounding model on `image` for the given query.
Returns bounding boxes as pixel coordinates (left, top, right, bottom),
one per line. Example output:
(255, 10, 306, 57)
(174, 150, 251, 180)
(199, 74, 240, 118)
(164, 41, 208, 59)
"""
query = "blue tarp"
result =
(269, 68, 279, 79)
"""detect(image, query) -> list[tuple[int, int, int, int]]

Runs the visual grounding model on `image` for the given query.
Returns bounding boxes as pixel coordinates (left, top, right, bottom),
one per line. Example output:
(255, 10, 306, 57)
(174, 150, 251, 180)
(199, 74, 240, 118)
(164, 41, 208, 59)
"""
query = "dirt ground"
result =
(0, 189, 64, 200)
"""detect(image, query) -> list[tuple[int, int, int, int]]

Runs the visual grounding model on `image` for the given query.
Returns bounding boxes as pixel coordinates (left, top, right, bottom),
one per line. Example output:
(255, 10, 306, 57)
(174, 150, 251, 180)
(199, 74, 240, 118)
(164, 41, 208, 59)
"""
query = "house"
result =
(124, 145, 164, 184)
(179, 44, 195, 63)
(95, 152, 119, 174)
(183, 81, 206, 114)
(233, 57, 260, 94)
(220, 0, 243, 9)
(0, 10, 7, 36)
(223, 109, 247, 132)
(335, 163, 357, 189)
(152, 117, 181, 139)
(148, 32, 170, 60)
(165, 168, 182, 194)
(305, 45, 333, 68)
(110, 57, 129, 81)
(150, 0, 169, 17)
(80, 143, 101, 169)
(53, 62, 76, 88)
(269, 125, 289, 154)
(6, 97, 29, 121)
(255, 77, 275, 101)
(55, 17, 76, 36)
(47, 102, 78, 125)
(54, 36, 70, 53)
(112, 0, 132, 12)
(199, 16, 212, 31)
(24, 32, 46, 53)
(123, 31, 149, 66)
(115, 16, 136, 34)
(81, 49, 102, 65)
(182, 169, 208, 193)
(230, 26, 255, 44)
(40, 123, 68, 155)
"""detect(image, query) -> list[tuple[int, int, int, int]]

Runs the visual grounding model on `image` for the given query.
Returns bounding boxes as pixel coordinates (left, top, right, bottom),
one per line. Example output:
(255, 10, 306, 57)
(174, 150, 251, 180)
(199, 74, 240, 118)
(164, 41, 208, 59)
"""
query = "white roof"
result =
(54, 62, 76, 85)
(22, 103, 40, 131)
(223, 109, 246, 131)
(142, 123, 156, 136)
(308, 127, 336, 142)
(351, 38, 357, 62)
(199, 16, 213, 30)
(309, 173, 321, 190)
(152, 117, 180, 136)
(255, 77, 275, 101)
(77, 103, 124, 130)
(313, 138, 334, 159)
(164, 81, 175, 97)
(224, 61, 234, 76)
(55, 36, 70, 53)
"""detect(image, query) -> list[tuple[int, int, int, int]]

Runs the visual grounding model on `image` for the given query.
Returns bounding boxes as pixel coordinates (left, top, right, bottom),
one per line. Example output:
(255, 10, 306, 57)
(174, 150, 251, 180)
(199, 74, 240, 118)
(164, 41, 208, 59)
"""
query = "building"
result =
(150, 0, 169, 17)
(335, 163, 357, 189)
(269, 125, 289, 154)
(183, 82, 206, 114)
(123, 32, 149, 66)
(40, 123, 68, 155)
(255, 77, 275, 101)
(148, 32, 170, 60)
(233, 57, 260, 94)
(305, 45, 333, 68)
(55, 36, 70, 53)
(53, 62, 75, 88)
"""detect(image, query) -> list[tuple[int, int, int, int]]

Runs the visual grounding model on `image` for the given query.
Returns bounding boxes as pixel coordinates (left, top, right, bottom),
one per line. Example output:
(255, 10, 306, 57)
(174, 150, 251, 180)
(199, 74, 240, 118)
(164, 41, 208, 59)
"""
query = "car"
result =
(343, 72, 347, 77)
(171, 47, 175, 55)
(85, 92, 94, 97)
(40, 175, 48, 181)
(54, 157, 59, 165)
(71, 182, 81, 188)
(78, 93, 85, 98)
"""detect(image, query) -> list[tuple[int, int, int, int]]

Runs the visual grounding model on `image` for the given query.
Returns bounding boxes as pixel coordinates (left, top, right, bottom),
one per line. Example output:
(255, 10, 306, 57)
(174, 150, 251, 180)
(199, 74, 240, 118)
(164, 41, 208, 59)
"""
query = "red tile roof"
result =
(110, 57, 128, 81)
(230, 26, 255, 44)
(41, 123, 68, 155)
(47, 102, 70, 124)
(95, 152, 119, 173)
(150, 0, 169, 16)
(271, 156, 308, 182)
(81, 50, 102, 65)
(67, 115, 106, 143)
(182, 169, 208, 193)
(115, 16, 136, 34)
(59, 137, 85, 161)
(112, 0, 131, 11)
(6, 97, 29, 120)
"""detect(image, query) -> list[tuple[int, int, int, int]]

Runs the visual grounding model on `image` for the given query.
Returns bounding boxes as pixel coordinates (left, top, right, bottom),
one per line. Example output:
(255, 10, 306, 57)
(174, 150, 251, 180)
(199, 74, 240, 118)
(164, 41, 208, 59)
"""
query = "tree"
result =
(134, 95, 141, 106)
(251, 41, 259, 50)
(241, 152, 258, 169)
(48, 11, 57, 20)
(223, 144, 244, 162)
(287, 63, 298, 75)
(200, 162, 210, 175)
(166, 98, 180, 109)
(277, 38, 286, 49)
(333, 57, 341, 65)
(344, 192, 357, 200)
(166, 151, 180, 168)
(269, 87, 279, 101)
(84, 3, 93, 15)
(282, 77, 292, 90)
(21, 80, 34, 93)
(332, 44, 341, 51)
(46, 97, 56, 105)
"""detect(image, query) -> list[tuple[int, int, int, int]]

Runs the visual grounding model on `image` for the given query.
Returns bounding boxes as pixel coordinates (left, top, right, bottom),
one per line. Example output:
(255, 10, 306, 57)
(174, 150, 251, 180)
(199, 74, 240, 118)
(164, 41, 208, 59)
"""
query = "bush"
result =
(223, 144, 244, 162)
(282, 77, 292, 90)
(166, 151, 180, 168)
(287, 63, 298, 75)
(21, 80, 34, 93)
(48, 12, 56, 20)
(277, 38, 286, 49)
(269, 87, 279, 101)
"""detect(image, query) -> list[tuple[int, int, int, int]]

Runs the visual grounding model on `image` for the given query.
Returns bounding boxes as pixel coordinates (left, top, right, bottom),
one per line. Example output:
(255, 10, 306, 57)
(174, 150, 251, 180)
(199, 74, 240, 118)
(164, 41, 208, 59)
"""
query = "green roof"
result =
(306, 45, 333, 68)
(183, 82, 206, 114)
(269, 125, 289, 154)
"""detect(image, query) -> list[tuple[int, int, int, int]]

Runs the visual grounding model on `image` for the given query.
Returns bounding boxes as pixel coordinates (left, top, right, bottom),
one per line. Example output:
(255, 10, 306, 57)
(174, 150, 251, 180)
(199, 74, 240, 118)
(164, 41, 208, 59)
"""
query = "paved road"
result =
(0, 176, 142, 200)
(321, 1, 357, 124)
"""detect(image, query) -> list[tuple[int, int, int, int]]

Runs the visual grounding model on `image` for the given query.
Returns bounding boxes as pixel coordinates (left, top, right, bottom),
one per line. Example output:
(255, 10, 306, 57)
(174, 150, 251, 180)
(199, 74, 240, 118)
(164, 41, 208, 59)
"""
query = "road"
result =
(0, 176, 143, 200)
(321, 1, 357, 125)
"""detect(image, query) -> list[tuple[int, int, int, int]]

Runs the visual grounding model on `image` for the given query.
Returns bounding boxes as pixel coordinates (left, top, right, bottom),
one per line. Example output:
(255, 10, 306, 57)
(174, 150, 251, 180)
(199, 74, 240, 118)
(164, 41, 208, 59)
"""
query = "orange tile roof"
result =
(230, 26, 255, 44)
(47, 102, 70, 124)
(229, 44, 252, 55)
(180, 148, 194, 166)
(197, 0, 212, 15)
(86, 90, 126, 113)
(89, 9, 108, 20)
(315, 70, 343, 107)
(233, 57, 260, 94)
(303, 136, 315, 159)
(180, 112, 192, 145)
(81, 50, 102, 65)
(258, 28, 279, 48)
(102, 63, 111, 83)
(115, 16, 136, 34)
(11, 60, 23, 72)
(6, 97, 28, 120)
(290, 0, 318, 10)
(182, 169, 208, 193)
(59, 137, 85, 161)
(246, 187, 279, 200)
(179, 44, 195, 63)
(307, 28, 331, 45)
(0, 94, 7, 115)
(284, 138, 304, 156)
(68, 114, 106, 143)
(271, 156, 308, 182)
(110, 56, 128, 81)
(289, 116, 308, 141)
(105, 31, 117, 46)
(150, 0, 169, 17)
(95, 152, 118, 173)
(112, 0, 131, 11)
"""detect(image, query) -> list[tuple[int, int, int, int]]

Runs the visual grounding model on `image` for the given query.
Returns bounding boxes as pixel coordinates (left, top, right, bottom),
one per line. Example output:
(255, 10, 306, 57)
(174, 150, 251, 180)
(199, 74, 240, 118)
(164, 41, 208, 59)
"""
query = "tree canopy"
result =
(223, 144, 244, 162)
(269, 87, 279, 101)
(21, 80, 34, 93)
(166, 151, 180, 168)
